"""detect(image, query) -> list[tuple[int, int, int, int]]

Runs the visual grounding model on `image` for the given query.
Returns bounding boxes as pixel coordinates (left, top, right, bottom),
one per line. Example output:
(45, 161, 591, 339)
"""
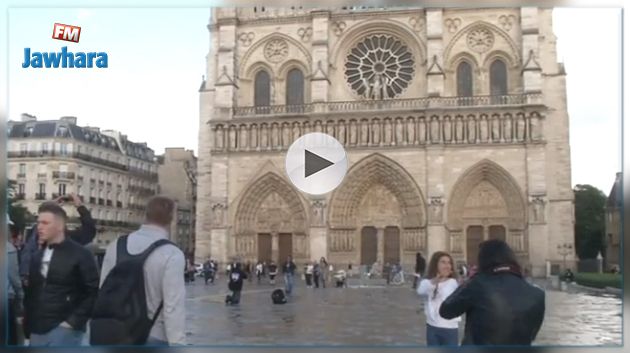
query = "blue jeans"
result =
(284, 273, 294, 295)
(426, 324, 458, 346)
(30, 325, 84, 346)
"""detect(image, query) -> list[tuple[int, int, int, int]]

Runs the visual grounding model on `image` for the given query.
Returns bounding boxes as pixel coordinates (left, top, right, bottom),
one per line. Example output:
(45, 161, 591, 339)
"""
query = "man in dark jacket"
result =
(25, 202, 100, 346)
(227, 263, 247, 305)
(20, 193, 96, 279)
(439, 239, 545, 346)
(282, 255, 297, 297)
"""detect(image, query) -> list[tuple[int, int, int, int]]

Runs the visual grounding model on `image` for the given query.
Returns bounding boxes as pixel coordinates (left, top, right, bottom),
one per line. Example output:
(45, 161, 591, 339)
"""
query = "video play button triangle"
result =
(285, 132, 348, 195)
(304, 150, 334, 178)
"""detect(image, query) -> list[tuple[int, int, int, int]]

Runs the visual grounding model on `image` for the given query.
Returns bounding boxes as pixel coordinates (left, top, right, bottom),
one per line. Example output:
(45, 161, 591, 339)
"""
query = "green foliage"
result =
(573, 184, 607, 259)
(574, 272, 621, 289)
(7, 180, 34, 233)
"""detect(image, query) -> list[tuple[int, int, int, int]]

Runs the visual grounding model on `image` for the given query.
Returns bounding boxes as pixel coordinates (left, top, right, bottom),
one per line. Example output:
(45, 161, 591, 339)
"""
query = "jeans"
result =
(426, 324, 458, 346)
(231, 290, 242, 304)
(284, 273, 294, 295)
(30, 325, 84, 346)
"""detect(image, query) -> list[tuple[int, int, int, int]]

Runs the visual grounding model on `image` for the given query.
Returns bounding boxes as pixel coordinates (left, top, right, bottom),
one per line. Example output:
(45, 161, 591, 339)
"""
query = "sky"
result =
(6, 7, 622, 194)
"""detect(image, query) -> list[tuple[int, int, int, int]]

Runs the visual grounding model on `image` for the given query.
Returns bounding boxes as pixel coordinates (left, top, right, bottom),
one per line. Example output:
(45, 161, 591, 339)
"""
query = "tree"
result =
(573, 184, 607, 260)
(6, 180, 34, 234)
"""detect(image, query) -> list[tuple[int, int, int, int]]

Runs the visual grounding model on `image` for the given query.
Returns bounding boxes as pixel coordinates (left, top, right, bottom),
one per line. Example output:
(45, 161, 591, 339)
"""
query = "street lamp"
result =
(557, 243, 573, 271)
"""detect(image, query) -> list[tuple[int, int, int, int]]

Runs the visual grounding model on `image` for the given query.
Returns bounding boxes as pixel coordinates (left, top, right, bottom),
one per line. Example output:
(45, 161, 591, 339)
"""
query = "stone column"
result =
(426, 9, 445, 96)
(311, 10, 330, 102)
(377, 227, 385, 265)
(521, 8, 542, 93)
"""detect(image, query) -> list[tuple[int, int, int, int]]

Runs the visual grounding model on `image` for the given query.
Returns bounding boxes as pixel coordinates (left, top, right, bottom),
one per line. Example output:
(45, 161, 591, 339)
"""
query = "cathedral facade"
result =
(196, 7, 575, 277)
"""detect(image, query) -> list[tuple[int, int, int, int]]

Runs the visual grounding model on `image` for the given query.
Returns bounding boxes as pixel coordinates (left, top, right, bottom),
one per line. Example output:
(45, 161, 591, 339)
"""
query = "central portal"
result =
(360, 226, 377, 265)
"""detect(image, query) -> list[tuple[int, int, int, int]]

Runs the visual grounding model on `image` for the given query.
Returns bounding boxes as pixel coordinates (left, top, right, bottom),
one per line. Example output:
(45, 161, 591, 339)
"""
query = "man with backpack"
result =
(91, 196, 186, 346)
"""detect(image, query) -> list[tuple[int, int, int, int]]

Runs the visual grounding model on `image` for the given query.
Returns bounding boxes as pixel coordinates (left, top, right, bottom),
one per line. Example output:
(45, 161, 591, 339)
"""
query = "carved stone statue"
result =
(406, 118, 415, 144)
(282, 123, 291, 147)
(271, 123, 280, 148)
(491, 115, 501, 142)
(215, 126, 225, 149)
(361, 120, 369, 145)
(384, 119, 393, 145)
(479, 115, 488, 142)
(455, 116, 464, 143)
(250, 125, 258, 149)
(369, 72, 389, 100)
(338, 121, 346, 145)
(503, 115, 513, 142)
(312, 200, 326, 226)
(430, 116, 440, 143)
(239, 126, 248, 150)
(326, 121, 335, 138)
(443, 116, 452, 143)
(292, 123, 301, 142)
(530, 196, 546, 223)
(429, 197, 444, 223)
(212, 203, 226, 227)
(467, 116, 476, 143)
(371, 119, 381, 145)
(228, 126, 237, 150)
(349, 120, 358, 145)
(395, 118, 404, 145)
(418, 117, 426, 144)
(516, 115, 526, 141)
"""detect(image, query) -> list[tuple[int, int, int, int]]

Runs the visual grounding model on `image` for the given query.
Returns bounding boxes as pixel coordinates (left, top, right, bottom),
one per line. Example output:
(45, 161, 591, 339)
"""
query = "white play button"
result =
(285, 132, 348, 195)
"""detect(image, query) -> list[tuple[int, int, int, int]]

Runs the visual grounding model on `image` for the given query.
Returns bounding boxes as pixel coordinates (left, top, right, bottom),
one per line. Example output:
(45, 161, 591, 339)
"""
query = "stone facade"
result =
(604, 172, 621, 271)
(157, 148, 197, 257)
(196, 7, 575, 277)
(7, 114, 159, 249)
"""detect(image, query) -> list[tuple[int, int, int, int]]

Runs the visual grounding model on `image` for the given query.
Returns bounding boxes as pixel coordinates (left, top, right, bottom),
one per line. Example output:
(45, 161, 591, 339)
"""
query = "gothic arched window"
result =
(457, 61, 473, 97)
(490, 59, 508, 96)
(254, 70, 271, 107)
(286, 68, 304, 109)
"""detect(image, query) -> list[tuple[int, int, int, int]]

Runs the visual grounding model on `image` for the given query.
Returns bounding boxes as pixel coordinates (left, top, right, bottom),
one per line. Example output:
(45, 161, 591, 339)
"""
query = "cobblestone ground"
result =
(183, 276, 622, 346)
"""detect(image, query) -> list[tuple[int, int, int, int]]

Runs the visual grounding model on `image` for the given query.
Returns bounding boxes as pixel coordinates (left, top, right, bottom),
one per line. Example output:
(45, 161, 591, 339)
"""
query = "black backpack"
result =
(271, 289, 287, 304)
(90, 235, 173, 345)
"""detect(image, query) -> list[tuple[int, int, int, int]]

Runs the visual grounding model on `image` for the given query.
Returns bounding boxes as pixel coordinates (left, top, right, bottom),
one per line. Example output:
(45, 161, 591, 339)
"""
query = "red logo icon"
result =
(52, 23, 81, 43)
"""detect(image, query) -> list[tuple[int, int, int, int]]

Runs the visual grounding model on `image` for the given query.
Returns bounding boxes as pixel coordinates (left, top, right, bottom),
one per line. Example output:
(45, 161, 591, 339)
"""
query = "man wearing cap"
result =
(7, 215, 25, 345)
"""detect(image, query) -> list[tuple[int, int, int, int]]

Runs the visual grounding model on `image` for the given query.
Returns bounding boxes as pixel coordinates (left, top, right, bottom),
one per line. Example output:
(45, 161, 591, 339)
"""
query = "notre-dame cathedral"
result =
(195, 7, 574, 277)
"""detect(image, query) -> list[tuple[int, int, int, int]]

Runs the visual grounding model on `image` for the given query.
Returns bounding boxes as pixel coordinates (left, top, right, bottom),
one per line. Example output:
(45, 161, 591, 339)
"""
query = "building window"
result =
(286, 68, 304, 106)
(254, 70, 271, 107)
(60, 143, 68, 155)
(19, 163, 26, 174)
(42, 143, 48, 154)
(489, 59, 508, 96)
(58, 183, 67, 195)
(457, 61, 473, 97)
(39, 183, 46, 194)
(20, 143, 28, 156)
(18, 183, 25, 194)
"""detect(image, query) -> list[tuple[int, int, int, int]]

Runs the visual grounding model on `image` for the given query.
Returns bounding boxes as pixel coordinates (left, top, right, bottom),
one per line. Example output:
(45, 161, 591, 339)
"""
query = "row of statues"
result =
(212, 112, 543, 151)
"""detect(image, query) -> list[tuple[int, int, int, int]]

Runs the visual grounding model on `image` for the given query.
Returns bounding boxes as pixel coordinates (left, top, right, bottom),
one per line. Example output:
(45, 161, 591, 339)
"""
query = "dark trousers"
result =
(8, 298, 18, 345)
(426, 324, 458, 346)
(230, 290, 241, 304)
(305, 274, 313, 286)
(314, 274, 320, 288)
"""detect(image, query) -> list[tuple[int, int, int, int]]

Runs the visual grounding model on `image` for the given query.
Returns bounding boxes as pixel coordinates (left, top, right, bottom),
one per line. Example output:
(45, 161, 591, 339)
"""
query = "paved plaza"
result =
(183, 277, 622, 346)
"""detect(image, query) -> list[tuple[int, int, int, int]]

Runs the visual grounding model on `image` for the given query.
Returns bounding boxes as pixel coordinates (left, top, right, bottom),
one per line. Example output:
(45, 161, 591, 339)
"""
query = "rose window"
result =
(345, 35, 415, 99)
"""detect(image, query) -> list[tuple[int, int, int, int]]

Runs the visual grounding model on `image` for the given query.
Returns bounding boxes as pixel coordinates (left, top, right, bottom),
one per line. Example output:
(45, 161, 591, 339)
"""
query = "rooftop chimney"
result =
(21, 113, 37, 122)
(60, 116, 77, 124)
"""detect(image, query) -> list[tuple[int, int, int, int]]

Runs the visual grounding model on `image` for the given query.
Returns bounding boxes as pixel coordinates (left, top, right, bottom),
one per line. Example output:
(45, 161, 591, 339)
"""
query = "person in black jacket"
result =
(227, 263, 247, 305)
(25, 202, 100, 346)
(439, 239, 545, 346)
(20, 193, 96, 279)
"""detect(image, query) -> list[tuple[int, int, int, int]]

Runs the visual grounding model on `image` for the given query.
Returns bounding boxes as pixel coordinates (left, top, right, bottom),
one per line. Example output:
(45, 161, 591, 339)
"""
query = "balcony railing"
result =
(232, 93, 544, 118)
(128, 167, 158, 181)
(35, 193, 46, 200)
(89, 197, 96, 204)
(7, 151, 128, 172)
(52, 171, 76, 179)
(37, 173, 47, 178)
(14, 193, 25, 200)
(16, 173, 26, 178)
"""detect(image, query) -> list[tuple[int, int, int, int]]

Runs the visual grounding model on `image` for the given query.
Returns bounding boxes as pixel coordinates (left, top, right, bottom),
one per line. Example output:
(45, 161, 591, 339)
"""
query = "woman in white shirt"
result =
(417, 251, 461, 346)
